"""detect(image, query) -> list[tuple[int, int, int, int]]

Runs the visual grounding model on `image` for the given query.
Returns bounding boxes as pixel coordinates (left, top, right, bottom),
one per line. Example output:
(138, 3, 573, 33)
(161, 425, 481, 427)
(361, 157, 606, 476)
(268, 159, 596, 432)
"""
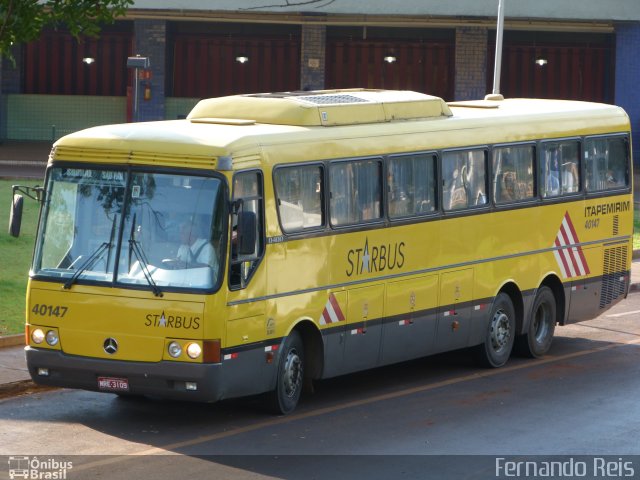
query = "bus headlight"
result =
(186, 342, 202, 359)
(168, 341, 182, 358)
(31, 328, 45, 344)
(45, 330, 59, 346)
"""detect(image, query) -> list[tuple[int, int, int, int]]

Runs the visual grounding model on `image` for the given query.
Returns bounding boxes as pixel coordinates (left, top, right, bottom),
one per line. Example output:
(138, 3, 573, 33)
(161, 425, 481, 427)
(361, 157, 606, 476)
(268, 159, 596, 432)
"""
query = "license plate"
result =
(98, 376, 129, 392)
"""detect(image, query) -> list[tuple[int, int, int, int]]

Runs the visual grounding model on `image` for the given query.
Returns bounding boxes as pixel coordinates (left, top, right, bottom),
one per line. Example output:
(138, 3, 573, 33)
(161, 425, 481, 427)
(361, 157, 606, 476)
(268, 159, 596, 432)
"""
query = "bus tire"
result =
(268, 330, 304, 415)
(476, 293, 515, 368)
(515, 286, 556, 358)
(9, 194, 23, 237)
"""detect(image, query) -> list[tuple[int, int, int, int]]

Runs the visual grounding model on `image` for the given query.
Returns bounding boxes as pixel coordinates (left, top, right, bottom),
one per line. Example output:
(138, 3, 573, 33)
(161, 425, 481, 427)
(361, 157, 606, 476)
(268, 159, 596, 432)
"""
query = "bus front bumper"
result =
(25, 346, 225, 402)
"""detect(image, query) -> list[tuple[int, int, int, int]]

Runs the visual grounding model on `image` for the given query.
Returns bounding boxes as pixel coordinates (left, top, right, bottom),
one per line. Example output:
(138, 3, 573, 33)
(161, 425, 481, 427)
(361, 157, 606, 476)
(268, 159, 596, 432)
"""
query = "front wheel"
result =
(476, 293, 516, 368)
(267, 331, 304, 415)
(515, 286, 556, 358)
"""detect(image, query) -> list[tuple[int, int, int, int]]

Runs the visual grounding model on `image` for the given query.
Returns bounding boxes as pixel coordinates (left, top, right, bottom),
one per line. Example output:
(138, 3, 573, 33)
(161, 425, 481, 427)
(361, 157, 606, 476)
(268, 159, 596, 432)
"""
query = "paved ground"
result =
(0, 140, 51, 165)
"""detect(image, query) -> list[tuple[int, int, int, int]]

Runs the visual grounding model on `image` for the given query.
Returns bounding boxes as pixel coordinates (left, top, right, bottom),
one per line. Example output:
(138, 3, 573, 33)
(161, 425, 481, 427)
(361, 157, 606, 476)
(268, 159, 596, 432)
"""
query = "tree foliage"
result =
(0, 0, 133, 62)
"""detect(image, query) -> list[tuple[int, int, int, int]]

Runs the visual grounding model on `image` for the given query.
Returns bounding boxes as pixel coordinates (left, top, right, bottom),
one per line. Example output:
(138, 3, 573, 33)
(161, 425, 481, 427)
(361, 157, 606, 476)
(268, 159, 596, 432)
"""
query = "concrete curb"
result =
(0, 379, 57, 400)
(0, 160, 46, 167)
(0, 334, 24, 348)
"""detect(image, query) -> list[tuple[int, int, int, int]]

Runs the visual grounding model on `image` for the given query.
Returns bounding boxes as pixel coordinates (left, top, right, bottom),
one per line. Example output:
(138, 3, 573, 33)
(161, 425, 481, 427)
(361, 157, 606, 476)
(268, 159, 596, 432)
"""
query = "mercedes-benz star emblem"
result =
(103, 337, 118, 355)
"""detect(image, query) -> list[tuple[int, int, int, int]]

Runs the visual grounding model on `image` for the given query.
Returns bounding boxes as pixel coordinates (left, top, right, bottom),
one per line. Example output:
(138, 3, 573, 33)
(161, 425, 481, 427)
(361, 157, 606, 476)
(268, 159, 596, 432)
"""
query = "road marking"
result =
(70, 335, 640, 474)
(606, 309, 640, 318)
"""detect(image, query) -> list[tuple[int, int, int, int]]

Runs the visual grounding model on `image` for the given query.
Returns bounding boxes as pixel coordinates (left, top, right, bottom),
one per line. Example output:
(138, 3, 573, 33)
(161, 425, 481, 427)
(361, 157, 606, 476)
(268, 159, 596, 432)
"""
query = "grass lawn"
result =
(635, 208, 640, 252)
(0, 178, 42, 336)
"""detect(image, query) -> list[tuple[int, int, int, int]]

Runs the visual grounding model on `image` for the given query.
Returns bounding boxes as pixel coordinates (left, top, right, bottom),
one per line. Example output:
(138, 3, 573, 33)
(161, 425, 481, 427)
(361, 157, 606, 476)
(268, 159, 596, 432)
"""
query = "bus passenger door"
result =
(224, 171, 268, 396)
(436, 269, 473, 353)
(381, 275, 439, 365)
(343, 285, 384, 373)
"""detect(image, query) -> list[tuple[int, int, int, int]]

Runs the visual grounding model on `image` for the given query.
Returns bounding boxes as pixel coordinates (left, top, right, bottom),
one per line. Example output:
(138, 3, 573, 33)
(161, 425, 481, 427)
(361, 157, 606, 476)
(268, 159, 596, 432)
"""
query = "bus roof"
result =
(52, 90, 630, 169)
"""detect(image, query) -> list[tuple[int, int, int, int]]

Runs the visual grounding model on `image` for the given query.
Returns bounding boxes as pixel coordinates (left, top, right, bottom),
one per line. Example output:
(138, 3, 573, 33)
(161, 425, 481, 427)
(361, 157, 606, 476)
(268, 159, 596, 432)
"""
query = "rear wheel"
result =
(515, 286, 556, 358)
(476, 293, 516, 368)
(267, 330, 304, 415)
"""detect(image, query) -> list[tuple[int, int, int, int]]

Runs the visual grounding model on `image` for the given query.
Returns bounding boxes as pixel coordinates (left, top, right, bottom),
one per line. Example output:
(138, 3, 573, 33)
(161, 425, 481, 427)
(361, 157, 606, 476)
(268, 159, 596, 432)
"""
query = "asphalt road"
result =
(1, 295, 639, 479)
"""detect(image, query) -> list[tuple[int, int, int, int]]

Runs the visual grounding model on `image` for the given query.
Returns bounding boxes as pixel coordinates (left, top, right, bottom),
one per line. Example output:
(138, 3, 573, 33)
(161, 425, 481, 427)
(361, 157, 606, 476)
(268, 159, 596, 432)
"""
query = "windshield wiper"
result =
(63, 242, 110, 290)
(128, 214, 163, 297)
(63, 216, 117, 290)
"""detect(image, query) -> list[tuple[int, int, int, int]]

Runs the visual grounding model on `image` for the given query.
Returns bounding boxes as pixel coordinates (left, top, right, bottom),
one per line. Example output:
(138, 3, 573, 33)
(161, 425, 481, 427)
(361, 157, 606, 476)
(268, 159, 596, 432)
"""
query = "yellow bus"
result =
(17, 89, 633, 414)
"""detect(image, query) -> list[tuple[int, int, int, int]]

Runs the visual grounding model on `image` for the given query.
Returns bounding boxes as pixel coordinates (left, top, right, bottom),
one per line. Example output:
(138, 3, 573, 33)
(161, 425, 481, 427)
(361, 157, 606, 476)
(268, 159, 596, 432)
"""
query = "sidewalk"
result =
(0, 140, 51, 166)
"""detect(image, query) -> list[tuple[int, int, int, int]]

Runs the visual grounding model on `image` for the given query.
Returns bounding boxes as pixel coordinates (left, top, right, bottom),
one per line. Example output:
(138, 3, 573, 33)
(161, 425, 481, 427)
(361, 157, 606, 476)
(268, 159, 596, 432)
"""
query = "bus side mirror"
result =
(9, 194, 24, 237)
(236, 210, 256, 256)
(8, 185, 43, 237)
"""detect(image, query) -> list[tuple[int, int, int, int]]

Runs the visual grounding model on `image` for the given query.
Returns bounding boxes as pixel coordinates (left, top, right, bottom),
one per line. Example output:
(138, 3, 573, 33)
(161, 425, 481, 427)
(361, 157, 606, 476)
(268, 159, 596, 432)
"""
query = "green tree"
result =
(0, 0, 133, 62)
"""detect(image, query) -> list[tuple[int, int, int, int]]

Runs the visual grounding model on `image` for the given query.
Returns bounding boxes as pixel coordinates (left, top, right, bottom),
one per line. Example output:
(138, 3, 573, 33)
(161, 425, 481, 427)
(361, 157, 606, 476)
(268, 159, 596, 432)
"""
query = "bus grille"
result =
(599, 246, 628, 308)
(613, 215, 619, 236)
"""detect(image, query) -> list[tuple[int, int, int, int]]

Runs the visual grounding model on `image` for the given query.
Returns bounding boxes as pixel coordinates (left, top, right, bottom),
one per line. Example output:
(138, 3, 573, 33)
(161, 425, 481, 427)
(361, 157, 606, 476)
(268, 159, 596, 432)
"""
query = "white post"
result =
(133, 67, 140, 122)
(492, 0, 505, 96)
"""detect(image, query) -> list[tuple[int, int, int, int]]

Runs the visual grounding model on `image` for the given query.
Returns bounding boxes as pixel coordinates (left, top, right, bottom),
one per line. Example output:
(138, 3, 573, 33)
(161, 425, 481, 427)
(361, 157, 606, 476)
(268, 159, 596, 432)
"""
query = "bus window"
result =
(330, 158, 382, 226)
(387, 153, 437, 218)
(35, 168, 125, 276)
(584, 136, 629, 192)
(274, 164, 323, 233)
(442, 149, 487, 211)
(117, 173, 224, 290)
(540, 141, 580, 198)
(493, 145, 535, 204)
(230, 171, 264, 288)
(33, 168, 225, 292)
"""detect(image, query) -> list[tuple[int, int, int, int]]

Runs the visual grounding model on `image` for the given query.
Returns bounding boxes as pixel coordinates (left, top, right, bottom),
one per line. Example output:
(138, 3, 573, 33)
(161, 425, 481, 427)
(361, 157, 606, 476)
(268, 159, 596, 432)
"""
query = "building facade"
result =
(1, 0, 639, 164)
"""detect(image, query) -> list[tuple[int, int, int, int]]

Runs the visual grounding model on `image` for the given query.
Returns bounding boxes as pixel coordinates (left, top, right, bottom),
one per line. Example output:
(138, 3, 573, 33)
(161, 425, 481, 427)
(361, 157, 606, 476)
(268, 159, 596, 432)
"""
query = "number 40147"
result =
(32, 304, 68, 318)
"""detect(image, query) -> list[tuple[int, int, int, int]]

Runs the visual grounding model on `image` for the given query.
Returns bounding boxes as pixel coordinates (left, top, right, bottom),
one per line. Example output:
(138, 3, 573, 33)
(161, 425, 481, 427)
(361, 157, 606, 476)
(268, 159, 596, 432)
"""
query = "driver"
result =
(176, 216, 217, 272)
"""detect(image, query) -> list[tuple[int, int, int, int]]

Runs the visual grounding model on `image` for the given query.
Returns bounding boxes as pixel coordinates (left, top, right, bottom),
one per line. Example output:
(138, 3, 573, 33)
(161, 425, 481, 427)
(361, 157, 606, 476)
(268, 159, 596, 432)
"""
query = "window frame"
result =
(229, 169, 266, 291)
(386, 150, 440, 221)
(583, 133, 631, 195)
(440, 146, 490, 214)
(272, 162, 326, 235)
(491, 142, 538, 207)
(538, 137, 582, 201)
(328, 156, 385, 229)
(32, 162, 229, 295)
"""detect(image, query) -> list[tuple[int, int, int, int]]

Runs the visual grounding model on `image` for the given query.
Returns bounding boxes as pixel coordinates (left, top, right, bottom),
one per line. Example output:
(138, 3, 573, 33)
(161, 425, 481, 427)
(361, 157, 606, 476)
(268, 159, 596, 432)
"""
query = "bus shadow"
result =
(2, 334, 634, 475)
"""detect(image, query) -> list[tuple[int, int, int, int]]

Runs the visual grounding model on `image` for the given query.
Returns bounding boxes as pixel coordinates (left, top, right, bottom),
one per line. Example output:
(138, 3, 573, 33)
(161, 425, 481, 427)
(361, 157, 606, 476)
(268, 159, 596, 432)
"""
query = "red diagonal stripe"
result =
(563, 212, 590, 275)
(564, 212, 589, 273)
(328, 293, 345, 321)
(555, 237, 573, 277)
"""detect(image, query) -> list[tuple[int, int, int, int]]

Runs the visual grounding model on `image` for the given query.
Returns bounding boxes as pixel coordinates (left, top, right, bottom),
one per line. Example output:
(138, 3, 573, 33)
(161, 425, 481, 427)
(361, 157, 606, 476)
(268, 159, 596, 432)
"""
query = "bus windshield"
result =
(33, 167, 225, 291)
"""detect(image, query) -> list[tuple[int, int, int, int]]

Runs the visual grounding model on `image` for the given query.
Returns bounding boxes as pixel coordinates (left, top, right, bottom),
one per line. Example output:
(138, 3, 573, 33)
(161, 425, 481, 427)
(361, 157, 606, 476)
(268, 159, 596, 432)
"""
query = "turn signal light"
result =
(31, 328, 45, 344)
(203, 339, 221, 363)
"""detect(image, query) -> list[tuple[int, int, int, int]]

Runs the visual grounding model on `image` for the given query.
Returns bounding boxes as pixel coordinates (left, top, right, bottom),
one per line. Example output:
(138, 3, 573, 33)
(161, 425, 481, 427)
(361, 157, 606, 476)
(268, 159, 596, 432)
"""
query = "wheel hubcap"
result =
(490, 310, 511, 352)
(533, 304, 550, 343)
(282, 349, 302, 399)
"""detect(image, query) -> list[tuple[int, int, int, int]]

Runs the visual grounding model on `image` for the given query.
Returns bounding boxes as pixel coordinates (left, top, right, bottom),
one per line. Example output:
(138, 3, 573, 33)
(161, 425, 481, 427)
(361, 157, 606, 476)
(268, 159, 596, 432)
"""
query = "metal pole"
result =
(492, 0, 505, 95)
(133, 67, 139, 122)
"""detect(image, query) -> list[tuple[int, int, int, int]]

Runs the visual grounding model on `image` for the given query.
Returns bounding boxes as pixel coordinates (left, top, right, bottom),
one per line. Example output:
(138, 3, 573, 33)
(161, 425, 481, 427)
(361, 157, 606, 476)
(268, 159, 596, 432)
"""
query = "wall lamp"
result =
(82, 57, 95, 65)
(383, 55, 397, 64)
(535, 57, 548, 66)
(235, 56, 249, 64)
